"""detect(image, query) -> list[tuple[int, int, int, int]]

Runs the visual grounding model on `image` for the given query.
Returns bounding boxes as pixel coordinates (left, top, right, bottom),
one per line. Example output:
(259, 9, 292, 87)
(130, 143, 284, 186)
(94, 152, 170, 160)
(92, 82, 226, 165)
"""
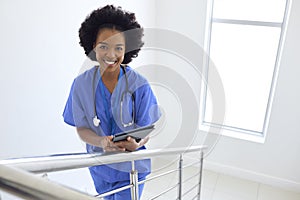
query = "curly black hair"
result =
(79, 5, 144, 64)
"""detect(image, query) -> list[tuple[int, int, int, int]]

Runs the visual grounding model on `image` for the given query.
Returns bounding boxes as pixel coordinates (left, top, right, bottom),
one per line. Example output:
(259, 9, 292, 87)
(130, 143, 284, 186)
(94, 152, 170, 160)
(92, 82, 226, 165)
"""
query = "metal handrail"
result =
(0, 146, 206, 174)
(0, 146, 206, 200)
(0, 164, 99, 200)
(143, 152, 205, 200)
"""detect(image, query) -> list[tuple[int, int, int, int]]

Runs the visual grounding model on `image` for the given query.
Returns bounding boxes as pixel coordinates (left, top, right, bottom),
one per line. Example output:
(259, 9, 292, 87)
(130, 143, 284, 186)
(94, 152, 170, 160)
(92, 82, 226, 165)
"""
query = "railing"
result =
(0, 145, 206, 200)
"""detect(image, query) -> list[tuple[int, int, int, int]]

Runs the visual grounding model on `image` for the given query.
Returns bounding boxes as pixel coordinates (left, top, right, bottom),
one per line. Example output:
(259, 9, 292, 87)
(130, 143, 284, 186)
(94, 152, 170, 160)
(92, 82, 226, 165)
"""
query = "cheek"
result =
(95, 51, 104, 62)
(117, 54, 125, 62)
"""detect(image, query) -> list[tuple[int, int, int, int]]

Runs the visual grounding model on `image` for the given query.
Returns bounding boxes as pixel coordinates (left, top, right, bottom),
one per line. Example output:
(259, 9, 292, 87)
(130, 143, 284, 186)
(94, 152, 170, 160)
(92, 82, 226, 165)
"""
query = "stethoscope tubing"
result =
(92, 65, 135, 128)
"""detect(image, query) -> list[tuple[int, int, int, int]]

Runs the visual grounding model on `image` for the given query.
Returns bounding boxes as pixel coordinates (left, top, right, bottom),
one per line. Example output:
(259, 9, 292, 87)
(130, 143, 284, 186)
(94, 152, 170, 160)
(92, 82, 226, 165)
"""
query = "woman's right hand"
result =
(100, 136, 126, 152)
(76, 127, 126, 152)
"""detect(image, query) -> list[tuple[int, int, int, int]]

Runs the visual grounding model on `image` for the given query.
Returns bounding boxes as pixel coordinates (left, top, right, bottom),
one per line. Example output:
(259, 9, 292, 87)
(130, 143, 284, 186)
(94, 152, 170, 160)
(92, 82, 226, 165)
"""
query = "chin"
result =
(104, 63, 120, 72)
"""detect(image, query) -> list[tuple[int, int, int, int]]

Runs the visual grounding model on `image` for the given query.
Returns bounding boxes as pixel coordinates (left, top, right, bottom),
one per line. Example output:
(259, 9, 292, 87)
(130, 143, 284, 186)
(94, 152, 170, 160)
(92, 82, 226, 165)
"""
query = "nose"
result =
(106, 47, 116, 59)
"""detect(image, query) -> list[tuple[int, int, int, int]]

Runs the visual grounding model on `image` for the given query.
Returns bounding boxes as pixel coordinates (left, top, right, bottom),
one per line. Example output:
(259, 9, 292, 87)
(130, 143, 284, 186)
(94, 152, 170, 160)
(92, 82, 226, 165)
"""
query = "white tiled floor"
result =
(142, 158, 300, 200)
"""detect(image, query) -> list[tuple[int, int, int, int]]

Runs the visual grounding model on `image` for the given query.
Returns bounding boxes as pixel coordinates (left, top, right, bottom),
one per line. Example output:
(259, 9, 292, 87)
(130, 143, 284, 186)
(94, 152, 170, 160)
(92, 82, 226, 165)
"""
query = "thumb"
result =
(107, 136, 113, 141)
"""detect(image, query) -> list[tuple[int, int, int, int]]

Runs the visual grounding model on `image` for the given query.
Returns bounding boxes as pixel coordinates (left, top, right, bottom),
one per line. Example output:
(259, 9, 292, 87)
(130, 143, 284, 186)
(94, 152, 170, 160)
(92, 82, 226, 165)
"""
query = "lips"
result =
(104, 60, 117, 65)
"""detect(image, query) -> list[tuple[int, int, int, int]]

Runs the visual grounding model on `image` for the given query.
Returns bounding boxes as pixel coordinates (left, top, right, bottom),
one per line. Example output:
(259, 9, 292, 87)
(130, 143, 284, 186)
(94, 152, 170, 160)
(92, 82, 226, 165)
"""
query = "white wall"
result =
(0, 0, 156, 159)
(154, 0, 300, 192)
(0, 0, 156, 196)
(140, 0, 209, 151)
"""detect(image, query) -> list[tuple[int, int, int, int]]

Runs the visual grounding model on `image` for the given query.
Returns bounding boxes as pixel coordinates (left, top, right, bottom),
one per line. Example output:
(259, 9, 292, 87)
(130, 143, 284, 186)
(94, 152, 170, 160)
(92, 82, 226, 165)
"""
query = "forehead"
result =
(95, 28, 125, 44)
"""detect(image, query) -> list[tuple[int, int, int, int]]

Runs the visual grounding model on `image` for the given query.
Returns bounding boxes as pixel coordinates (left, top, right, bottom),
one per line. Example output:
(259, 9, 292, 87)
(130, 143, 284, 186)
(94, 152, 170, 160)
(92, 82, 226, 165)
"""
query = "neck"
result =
(100, 66, 120, 81)
(100, 66, 121, 93)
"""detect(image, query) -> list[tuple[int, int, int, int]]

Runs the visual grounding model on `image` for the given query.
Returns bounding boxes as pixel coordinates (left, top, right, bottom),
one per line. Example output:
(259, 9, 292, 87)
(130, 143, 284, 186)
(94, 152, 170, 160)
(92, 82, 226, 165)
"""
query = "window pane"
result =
(204, 23, 281, 132)
(213, 0, 286, 23)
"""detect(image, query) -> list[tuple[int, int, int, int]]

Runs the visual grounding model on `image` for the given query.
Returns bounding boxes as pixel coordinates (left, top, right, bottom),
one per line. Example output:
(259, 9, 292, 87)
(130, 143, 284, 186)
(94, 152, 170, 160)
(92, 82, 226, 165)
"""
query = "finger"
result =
(112, 141, 127, 148)
(110, 147, 126, 151)
(104, 146, 126, 152)
(127, 137, 136, 143)
(114, 142, 124, 148)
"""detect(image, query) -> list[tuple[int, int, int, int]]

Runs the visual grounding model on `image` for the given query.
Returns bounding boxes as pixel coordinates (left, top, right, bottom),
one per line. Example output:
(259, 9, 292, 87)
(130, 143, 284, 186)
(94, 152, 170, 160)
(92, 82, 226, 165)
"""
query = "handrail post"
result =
(178, 154, 183, 200)
(130, 161, 139, 200)
(197, 151, 204, 200)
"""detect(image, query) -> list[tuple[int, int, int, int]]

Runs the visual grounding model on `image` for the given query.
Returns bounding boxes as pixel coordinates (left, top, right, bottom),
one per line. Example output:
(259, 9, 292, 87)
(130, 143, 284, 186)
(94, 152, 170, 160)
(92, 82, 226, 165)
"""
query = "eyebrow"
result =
(98, 42, 125, 46)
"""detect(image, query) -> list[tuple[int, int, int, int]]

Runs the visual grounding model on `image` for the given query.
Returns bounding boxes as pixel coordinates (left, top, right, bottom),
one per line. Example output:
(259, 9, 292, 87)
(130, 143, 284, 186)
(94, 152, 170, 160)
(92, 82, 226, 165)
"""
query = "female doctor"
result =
(62, 5, 161, 200)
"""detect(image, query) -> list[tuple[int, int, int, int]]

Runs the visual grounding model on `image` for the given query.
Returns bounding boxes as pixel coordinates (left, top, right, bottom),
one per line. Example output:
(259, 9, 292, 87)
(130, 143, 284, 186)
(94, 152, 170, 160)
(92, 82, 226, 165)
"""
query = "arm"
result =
(76, 127, 126, 152)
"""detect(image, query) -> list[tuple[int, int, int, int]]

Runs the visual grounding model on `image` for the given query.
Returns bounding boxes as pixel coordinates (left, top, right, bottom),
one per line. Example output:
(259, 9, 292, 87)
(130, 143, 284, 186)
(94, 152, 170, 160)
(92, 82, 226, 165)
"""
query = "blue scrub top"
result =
(63, 66, 161, 182)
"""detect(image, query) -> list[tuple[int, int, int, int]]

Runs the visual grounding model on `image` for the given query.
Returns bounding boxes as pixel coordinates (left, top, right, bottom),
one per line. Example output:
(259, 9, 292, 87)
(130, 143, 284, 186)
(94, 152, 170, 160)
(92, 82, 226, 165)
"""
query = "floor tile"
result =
(200, 187, 215, 200)
(258, 184, 300, 200)
(201, 169, 219, 189)
(212, 174, 259, 200)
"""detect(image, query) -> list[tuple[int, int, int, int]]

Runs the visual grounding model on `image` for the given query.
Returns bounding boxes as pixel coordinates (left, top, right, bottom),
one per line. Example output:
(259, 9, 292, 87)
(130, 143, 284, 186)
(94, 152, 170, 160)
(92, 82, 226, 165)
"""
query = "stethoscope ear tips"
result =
(93, 116, 101, 127)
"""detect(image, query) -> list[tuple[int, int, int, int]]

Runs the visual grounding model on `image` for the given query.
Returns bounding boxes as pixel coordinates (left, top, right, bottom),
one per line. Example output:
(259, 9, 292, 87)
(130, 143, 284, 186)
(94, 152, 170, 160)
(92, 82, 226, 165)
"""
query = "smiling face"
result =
(94, 28, 125, 73)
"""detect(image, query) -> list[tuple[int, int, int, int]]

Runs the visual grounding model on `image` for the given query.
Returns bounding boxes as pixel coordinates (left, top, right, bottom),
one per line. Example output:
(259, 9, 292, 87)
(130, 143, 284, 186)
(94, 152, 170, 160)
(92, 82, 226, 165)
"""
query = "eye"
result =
(97, 45, 108, 51)
(116, 46, 124, 51)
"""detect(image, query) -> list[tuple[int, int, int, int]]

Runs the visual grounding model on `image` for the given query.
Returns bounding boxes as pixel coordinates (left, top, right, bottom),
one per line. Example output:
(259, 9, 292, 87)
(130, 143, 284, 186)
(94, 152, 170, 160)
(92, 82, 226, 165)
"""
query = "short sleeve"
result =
(136, 84, 161, 127)
(62, 80, 89, 128)
(63, 81, 75, 126)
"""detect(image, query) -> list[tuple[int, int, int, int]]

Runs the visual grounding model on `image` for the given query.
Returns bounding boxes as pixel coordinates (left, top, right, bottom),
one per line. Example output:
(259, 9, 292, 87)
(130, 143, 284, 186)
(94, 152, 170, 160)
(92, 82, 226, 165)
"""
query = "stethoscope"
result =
(92, 65, 135, 128)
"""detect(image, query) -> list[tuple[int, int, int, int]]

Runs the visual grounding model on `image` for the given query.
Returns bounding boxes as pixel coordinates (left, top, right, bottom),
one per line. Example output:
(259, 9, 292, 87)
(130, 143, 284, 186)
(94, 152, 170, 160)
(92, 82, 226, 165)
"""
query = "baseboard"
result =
(203, 160, 300, 193)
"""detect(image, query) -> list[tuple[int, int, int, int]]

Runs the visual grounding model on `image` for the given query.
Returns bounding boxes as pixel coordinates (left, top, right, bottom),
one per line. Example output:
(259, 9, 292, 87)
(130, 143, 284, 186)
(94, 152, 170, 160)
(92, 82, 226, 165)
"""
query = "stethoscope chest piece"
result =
(93, 116, 100, 127)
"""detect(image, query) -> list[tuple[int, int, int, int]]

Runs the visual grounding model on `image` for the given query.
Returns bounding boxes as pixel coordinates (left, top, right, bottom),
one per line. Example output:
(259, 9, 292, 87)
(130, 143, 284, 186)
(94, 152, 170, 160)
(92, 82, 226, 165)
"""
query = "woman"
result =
(63, 5, 161, 200)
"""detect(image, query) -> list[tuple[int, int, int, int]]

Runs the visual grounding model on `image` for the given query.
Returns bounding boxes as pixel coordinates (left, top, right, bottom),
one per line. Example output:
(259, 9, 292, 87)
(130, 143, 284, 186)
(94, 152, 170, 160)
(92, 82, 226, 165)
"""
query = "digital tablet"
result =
(112, 125, 155, 142)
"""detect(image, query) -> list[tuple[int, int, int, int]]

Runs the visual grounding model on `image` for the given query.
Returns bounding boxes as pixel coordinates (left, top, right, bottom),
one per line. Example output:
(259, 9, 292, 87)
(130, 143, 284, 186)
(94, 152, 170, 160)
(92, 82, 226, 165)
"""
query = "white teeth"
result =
(104, 60, 115, 65)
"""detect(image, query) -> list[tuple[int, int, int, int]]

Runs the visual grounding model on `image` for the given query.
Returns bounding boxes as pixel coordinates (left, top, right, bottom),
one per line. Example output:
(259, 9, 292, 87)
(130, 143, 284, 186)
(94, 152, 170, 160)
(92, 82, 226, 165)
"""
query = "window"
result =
(200, 0, 291, 142)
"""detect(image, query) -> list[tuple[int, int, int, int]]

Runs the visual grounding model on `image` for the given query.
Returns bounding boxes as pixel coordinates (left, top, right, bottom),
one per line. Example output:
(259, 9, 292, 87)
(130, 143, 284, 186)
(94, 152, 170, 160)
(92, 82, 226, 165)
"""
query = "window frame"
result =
(199, 0, 292, 143)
